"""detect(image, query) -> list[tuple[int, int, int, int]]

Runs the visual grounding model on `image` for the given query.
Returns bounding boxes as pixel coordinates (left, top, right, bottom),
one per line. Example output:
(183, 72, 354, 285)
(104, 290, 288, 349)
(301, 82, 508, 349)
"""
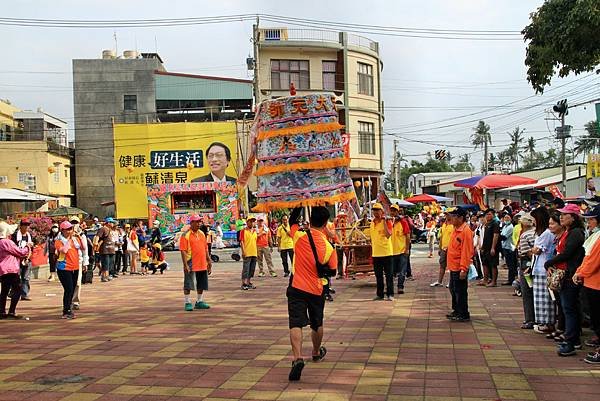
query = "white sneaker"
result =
(445, 283, 449, 288)
(386, 296, 394, 301)
(430, 281, 441, 287)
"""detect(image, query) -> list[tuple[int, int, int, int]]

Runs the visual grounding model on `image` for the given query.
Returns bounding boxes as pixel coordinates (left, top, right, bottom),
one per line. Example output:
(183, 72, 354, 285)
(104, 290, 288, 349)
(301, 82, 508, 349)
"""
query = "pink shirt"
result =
(0, 238, 29, 276)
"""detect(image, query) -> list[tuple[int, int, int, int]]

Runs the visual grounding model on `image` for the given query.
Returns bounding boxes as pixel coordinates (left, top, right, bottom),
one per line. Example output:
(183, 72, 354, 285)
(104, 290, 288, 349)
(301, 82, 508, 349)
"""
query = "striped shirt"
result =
(518, 229, 536, 258)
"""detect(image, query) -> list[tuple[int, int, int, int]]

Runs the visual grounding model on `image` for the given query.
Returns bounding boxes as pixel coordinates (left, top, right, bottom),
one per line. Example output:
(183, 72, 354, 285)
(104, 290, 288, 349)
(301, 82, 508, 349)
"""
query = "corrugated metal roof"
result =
(155, 71, 253, 101)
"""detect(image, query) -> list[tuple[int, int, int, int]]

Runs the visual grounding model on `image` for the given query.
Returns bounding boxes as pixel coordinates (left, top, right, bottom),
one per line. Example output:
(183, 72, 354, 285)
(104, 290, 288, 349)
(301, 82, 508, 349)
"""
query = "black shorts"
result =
(184, 270, 209, 291)
(287, 286, 325, 331)
(481, 251, 499, 268)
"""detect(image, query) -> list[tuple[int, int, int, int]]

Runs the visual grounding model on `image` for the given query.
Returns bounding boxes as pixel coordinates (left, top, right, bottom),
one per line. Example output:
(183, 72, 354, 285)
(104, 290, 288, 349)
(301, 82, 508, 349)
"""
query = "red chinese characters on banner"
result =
(291, 98, 309, 114)
(548, 184, 564, 199)
(341, 132, 350, 158)
(268, 102, 285, 118)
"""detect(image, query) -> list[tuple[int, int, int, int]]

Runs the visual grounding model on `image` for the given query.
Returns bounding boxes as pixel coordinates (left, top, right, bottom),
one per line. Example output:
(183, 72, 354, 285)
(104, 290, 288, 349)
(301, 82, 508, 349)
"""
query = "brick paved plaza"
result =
(1, 247, 599, 401)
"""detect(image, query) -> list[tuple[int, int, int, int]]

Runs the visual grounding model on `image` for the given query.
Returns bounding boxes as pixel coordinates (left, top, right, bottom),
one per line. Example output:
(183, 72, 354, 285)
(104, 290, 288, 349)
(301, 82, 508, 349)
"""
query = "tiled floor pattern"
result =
(0, 251, 599, 401)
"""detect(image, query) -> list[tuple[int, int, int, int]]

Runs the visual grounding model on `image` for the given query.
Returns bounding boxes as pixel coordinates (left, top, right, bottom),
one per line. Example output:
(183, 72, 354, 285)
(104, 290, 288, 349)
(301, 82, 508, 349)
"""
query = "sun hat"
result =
(69, 216, 80, 224)
(190, 214, 202, 222)
(60, 221, 73, 230)
(582, 205, 600, 219)
(557, 204, 581, 215)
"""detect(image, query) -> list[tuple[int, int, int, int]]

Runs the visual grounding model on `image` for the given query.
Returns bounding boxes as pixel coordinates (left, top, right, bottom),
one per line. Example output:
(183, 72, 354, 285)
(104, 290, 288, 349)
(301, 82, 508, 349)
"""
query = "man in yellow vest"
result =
(277, 215, 294, 278)
(431, 214, 454, 288)
(240, 217, 258, 290)
(390, 204, 411, 294)
(370, 203, 394, 301)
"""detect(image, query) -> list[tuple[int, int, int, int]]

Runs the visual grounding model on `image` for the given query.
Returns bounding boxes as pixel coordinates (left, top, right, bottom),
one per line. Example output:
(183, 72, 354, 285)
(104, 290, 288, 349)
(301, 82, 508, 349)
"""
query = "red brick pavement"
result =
(0, 248, 598, 401)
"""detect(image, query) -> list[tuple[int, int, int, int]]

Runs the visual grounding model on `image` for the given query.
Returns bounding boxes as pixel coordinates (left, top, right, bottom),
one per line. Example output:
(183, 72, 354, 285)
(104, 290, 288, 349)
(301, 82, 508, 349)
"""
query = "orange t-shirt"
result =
(291, 228, 338, 296)
(256, 225, 270, 248)
(447, 223, 474, 272)
(179, 230, 208, 271)
(55, 238, 81, 271)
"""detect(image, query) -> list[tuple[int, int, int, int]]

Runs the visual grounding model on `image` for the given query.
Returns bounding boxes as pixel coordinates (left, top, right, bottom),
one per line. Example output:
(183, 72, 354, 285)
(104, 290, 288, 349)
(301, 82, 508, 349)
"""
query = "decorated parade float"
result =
(239, 89, 373, 276)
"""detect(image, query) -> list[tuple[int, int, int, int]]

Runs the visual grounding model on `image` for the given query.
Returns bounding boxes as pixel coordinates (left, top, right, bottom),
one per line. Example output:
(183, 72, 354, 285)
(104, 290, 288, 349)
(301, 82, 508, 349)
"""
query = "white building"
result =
(408, 172, 474, 195)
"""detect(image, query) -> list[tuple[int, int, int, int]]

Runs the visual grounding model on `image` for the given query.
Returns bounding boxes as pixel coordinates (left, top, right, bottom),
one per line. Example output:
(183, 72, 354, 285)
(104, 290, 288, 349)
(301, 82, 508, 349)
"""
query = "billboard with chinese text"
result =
(114, 122, 238, 218)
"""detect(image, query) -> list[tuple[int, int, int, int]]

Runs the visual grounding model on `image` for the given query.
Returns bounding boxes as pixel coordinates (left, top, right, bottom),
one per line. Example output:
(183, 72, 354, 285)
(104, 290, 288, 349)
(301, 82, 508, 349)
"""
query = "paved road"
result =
(0, 244, 598, 401)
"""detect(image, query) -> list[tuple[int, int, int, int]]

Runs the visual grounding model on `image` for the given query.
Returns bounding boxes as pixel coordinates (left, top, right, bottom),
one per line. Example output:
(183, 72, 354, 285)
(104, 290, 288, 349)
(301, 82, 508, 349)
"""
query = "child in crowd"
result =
(139, 242, 150, 275)
(149, 243, 168, 274)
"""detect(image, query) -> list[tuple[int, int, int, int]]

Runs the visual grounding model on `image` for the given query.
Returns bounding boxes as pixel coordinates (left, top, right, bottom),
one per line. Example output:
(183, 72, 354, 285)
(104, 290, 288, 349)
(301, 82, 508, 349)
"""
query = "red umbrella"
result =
(453, 174, 537, 189)
(405, 194, 452, 203)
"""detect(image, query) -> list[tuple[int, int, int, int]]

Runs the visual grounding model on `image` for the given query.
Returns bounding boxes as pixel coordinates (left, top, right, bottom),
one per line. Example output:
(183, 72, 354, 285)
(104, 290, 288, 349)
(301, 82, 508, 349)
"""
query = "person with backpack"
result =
(179, 215, 211, 311)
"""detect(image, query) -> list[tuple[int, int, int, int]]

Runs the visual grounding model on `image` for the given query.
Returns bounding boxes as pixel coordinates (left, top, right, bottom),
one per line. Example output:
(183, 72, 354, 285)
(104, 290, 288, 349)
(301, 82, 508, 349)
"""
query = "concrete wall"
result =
(72, 58, 162, 217)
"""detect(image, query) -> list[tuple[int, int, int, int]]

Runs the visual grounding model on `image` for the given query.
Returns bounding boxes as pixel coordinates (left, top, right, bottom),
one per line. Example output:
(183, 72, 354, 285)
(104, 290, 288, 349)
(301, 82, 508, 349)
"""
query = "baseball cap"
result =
(390, 204, 400, 211)
(59, 221, 73, 230)
(105, 217, 115, 223)
(69, 216, 80, 224)
(19, 218, 31, 226)
(246, 216, 256, 222)
(153, 243, 162, 250)
(190, 214, 202, 222)
(93, 217, 99, 222)
(447, 206, 467, 217)
(372, 202, 384, 210)
(153, 220, 160, 226)
(558, 204, 581, 215)
(124, 223, 131, 228)
(582, 205, 600, 219)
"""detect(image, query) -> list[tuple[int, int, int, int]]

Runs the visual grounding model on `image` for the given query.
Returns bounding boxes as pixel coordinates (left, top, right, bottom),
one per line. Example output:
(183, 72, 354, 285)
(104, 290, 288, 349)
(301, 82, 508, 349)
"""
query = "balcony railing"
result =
(259, 28, 379, 53)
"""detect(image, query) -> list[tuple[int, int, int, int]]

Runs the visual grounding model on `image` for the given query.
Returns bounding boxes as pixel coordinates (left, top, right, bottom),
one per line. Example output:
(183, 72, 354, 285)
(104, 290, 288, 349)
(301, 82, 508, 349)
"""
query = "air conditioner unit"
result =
(0, 176, 8, 184)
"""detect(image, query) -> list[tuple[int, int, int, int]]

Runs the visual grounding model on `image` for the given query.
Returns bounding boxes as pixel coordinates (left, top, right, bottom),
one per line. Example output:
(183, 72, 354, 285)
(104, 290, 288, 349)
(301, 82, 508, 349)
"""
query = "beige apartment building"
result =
(254, 27, 384, 190)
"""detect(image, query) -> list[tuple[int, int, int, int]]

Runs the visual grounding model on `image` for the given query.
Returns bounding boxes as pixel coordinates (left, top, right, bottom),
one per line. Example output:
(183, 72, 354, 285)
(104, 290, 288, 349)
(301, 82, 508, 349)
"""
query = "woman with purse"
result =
(530, 207, 555, 334)
(545, 213, 566, 341)
(544, 204, 585, 356)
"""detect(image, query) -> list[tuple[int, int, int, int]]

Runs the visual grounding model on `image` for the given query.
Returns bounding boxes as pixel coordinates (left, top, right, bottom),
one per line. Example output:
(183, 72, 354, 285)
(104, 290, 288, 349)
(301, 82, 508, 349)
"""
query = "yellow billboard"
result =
(588, 154, 600, 197)
(114, 122, 238, 218)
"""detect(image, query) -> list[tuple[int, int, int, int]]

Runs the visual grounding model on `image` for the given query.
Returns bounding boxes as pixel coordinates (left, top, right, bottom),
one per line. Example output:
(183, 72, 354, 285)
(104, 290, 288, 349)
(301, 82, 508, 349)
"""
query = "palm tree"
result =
(525, 137, 536, 160)
(575, 120, 600, 162)
(507, 127, 525, 171)
(471, 120, 492, 174)
(497, 150, 511, 172)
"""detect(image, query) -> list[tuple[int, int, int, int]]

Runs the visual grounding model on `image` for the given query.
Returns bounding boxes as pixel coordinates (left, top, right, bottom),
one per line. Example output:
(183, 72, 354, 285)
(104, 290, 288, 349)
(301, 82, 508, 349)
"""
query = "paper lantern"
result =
(364, 180, 371, 188)
(354, 181, 362, 188)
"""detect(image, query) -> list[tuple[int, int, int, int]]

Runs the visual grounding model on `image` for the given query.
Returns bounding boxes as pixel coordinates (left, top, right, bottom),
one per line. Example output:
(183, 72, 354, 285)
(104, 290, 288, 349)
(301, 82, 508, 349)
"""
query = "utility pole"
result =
(553, 99, 570, 196)
(252, 16, 260, 108)
(484, 140, 488, 175)
(393, 140, 399, 195)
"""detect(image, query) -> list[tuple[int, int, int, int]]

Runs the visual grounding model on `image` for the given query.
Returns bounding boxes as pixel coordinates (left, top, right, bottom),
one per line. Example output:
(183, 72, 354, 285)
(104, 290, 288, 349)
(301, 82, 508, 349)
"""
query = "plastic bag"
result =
(467, 264, 478, 281)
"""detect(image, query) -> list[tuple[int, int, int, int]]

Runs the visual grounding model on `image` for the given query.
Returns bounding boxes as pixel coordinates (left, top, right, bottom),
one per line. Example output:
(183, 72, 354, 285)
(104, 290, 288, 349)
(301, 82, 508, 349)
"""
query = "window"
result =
(54, 169, 60, 183)
(322, 61, 336, 90)
(18, 172, 30, 183)
(357, 62, 374, 96)
(271, 60, 310, 90)
(124, 95, 137, 111)
(358, 121, 375, 155)
(431, 180, 440, 185)
(64, 169, 68, 178)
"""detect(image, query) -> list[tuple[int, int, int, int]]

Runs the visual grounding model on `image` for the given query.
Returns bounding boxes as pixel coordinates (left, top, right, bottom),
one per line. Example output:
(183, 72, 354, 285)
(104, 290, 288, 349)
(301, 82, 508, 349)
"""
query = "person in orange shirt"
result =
(179, 215, 212, 311)
(240, 217, 258, 290)
(287, 206, 337, 382)
(55, 221, 83, 319)
(445, 207, 474, 322)
(370, 203, 394, 301)
(573, 205, 600, 364)
(256, 217, 276, 277)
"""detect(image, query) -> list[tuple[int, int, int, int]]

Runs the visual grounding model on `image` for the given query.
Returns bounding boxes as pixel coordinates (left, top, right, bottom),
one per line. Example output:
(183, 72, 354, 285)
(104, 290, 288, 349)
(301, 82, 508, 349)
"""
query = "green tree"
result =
(507, 127, 525, 171)
(522, 0, 600, 93)
(488, 153, 497, 172)
(574, 120, 600, 161)
(542, 148, 560, 168)
(522, 136, 541, 170)
(497, 150, 511, 172)
(453, 154, 474, 173)
(471, 120, 492, 173)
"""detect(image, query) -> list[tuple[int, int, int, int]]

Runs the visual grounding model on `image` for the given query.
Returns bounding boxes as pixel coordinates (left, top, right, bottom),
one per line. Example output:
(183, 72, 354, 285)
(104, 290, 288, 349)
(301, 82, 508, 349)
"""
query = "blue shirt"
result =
(501, 223, 514, 251)
(532, 229, 555, 276)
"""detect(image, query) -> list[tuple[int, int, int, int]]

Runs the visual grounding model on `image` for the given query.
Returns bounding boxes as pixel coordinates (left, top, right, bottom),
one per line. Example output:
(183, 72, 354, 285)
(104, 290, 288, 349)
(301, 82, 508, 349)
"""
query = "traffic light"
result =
(553, 99, 568, 117)
(434, 149, 447, 160)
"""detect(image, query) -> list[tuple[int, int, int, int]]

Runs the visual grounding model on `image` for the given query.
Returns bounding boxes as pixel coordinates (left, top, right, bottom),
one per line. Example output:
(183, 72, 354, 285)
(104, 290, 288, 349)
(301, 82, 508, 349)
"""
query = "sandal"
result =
(288, 358, 305, 381)
(521, 322, 534, 329)
(312, 346, 327, 362)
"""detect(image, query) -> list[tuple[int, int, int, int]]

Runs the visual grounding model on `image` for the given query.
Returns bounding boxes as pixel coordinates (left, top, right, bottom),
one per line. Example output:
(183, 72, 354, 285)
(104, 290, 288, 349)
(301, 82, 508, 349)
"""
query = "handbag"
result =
(546, 266, 565, 291)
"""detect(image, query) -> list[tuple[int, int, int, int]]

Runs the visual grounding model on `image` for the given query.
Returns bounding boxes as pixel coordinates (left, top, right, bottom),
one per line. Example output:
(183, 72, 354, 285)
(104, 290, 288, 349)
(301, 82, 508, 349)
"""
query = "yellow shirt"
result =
(140, 248, 150, 263)
(392, 221, 407, 255)
(277, 224, 294, 250)
(439, 223, 455, 250)
(240, 228, 258, 257)
(370, 220, 393, 257)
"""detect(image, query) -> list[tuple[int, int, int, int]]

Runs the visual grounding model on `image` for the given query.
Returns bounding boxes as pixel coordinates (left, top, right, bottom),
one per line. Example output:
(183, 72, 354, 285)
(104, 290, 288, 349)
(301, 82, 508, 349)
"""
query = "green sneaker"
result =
(194, 301, 210, 309)
(184, 302, 193, 311)
(258, 271, 265, 277)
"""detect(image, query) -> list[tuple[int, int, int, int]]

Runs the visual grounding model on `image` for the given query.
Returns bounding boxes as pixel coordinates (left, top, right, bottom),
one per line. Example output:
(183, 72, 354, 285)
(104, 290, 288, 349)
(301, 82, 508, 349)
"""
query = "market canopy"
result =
(405, 194, 452, 203)
(371, 198, 415, 207)
(0, 188, 56, 202)
(453, 174, 537, 189)
(45, 206, 89, 217)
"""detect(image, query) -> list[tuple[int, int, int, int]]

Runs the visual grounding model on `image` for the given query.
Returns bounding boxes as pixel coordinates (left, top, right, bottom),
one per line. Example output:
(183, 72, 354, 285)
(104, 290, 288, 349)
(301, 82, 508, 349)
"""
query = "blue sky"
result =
(1, 0, 598, 170)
